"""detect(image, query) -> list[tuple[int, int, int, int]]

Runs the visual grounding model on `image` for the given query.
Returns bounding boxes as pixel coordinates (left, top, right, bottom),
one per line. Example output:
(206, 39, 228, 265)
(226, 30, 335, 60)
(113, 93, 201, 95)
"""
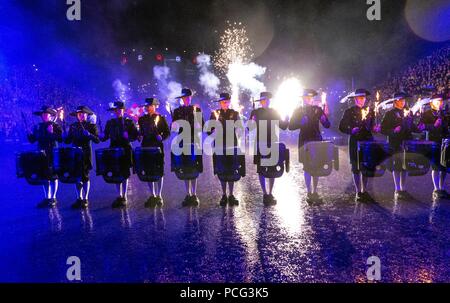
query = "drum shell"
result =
(213, 148, 246, 182)
(302, 141, 338, 177)
(16, 151, 52, 185)
(257, 143, 290, 179)
(171, 144, 203, 180)
(357, 141, 392, 177)
(53, 147, 84, 184)
(95, 148, 130, 184)
(133, 147, 164, 182)
(403, 140, 437, 176)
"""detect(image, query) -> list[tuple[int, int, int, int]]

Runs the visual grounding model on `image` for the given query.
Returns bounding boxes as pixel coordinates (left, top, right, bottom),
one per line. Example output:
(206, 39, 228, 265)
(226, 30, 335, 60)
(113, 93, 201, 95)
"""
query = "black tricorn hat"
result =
(107, 101, 126, 111)
(392, 92, 411, 101)
(255, 91, 273, 102)
(353, 89, 371, 97)
(302, 89, 318, 97)
(215, 93, 231, 102)
(175, 88, 193, 99)
(143, 97, 160, 106)
(33, 105, 57, 116)
(70, 105, 94, 116)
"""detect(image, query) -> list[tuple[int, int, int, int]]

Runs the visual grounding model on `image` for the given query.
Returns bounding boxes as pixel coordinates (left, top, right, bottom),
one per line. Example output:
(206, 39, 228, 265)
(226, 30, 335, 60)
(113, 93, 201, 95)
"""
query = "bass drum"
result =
(213, 147, 246, 182)
(133, 147, 164, 182)
(53, 147, 84, 184)
(302, 141, 339, 177)
(357, 141, 392, 177)
(257, 142, 290, 179)
(171, 143, 203, 180)
(95, 148, 130, 184)
(16, 150, 52, 185)
(403, 140, 438, 177)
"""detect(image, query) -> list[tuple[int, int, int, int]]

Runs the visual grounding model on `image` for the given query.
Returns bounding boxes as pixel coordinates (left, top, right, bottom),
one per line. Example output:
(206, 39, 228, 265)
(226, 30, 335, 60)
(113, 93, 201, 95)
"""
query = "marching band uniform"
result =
(339, 89, 376, 203)
(208, 93, 242, 206)
(289, 89, 330, 203)
(65, 106, 100, 209)
(172, 88, 205, 207)
(28, 105, 63, 208)
(138, 98, 170, 207)
(250, 92, 289, 206)
(418, 94, 450, 199)
(381, 92, 417, 200)
(101, 101, 139, 208)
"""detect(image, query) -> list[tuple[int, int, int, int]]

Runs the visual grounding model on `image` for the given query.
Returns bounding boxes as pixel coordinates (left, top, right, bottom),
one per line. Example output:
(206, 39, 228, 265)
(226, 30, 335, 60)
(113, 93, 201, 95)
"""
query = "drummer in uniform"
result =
(381, 92, 417, 201)
(208, 93, 242, 206)
(64, 106, 100, 209)
(418, 94, 450, 200)
(138, 98, 170, 207)
(339, 89, 377, 203)
(289, 89, 331, 203)
(100, 101, 139, 208)
(172, 88, 205, 207)
(27, 105, 63, 208)
(250, 92, 289, 206)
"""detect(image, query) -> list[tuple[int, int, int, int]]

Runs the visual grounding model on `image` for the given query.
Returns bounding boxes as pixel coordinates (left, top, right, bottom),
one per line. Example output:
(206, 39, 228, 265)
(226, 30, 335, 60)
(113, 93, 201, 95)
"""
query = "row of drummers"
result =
(16, 87, 450, 208)
(339, 89, 450, 203)
(17, 88, 297, 209)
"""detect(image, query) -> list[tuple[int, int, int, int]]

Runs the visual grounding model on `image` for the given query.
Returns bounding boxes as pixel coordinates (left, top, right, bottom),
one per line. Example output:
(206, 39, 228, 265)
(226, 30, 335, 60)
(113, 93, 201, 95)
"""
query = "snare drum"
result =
(357, 141, 392, 177)
(53, 147, 84, 184)
(302, 141, 339, 177)
(213, 147, 246, 182)
(95, 148, 131, 184)
(133, 147, 164, 182)
(16, 150, 53, 185)
(256, 142, 290, 179)
(171, 143, 203, 180)
(403, 140, 438, 176)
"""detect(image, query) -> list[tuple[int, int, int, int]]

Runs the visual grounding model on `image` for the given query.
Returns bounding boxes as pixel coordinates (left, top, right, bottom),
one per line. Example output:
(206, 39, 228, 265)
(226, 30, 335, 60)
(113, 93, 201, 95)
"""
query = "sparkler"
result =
(154, 115, 160, 127)
(213, 110, 220, 120)
(375, 91, 381, 117)
(214, 21, 254, 75)
(361, 107, 370, 121)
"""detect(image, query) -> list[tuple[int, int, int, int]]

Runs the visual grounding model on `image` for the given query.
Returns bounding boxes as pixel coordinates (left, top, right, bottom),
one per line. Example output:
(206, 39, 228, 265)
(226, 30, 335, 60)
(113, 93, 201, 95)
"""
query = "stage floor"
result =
(1, 142, 450, 282)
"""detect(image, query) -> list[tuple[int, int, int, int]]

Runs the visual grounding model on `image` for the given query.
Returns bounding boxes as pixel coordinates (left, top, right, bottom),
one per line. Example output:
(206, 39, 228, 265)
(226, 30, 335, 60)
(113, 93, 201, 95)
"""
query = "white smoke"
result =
(196, 54, 220, 98)
(153, 65, 183, 106)
(112, 79, 129, 102)
(227, 62, 266, 109)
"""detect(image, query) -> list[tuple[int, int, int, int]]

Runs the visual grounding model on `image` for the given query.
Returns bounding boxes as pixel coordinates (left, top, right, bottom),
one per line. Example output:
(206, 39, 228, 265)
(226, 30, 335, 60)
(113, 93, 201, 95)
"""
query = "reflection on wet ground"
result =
(1, 143, 450, 282)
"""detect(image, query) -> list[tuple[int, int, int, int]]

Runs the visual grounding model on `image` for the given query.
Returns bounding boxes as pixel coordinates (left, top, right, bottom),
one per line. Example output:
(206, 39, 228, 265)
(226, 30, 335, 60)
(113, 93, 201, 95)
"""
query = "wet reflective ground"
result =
(2, 140, 450, 282)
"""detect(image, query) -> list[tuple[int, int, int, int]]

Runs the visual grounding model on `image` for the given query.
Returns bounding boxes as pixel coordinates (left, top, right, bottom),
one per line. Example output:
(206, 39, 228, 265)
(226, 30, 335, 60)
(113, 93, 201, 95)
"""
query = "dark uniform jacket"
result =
(208, 109, 241, 149)
(28, 121, 63, 161)
(250, 107, 289, 147)
(339, 106, 375, 162)
(138, 113, 170, 152)
(419, 109, 450, 143)
(102, 117, 139, 167)
(289, 105, 331, 148)
(65, 121, 100, 170)
(381, 108, 417, 151)
(172, 105, 204, 143)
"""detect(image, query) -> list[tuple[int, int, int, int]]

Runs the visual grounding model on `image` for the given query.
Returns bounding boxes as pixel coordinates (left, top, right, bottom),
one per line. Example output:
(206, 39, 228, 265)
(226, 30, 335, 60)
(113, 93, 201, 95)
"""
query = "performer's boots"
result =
(312, 193, 323, 203)
(190, 195, 200, 206)
(156, 196, 164, 207)
(145, 196, 157, 208)
(263, 194, 277, 206)
(82, 199, 89, 209)
(112, 197, 127, 208)
(219, 195, 228, 207)
(71, 198, 84, 209)
(228, 195, 239, 206)
(37, 198, 51, 208)
(182, 195, 191, 207)
(395, 190, 412, 201)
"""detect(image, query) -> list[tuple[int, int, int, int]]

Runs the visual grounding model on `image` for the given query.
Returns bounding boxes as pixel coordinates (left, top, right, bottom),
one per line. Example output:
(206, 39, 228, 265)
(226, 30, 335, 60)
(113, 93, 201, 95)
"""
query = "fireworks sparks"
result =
(214, 21, 254, 75)
(155, 115, 160, 127)
(403, 108, 411, 117)
(361, 107, 370, 121)
(272, 78, 303, 119)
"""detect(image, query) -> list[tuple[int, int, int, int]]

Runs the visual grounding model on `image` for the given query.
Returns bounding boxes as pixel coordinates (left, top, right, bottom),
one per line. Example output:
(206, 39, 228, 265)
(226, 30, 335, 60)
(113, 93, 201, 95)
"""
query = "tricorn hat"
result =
(215, 93, 231, 102)
(143, 97, 160, 106)
(392, 92, 411, 101)
(108, 101, 126, 111)
(70, 105, 94, 116)
(302, 89, 318, 97)
(254, 91, 273, 102)
(353, 89, 371, 97)
(33, 105, 57, 116)
(175, 88, 193, 99)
